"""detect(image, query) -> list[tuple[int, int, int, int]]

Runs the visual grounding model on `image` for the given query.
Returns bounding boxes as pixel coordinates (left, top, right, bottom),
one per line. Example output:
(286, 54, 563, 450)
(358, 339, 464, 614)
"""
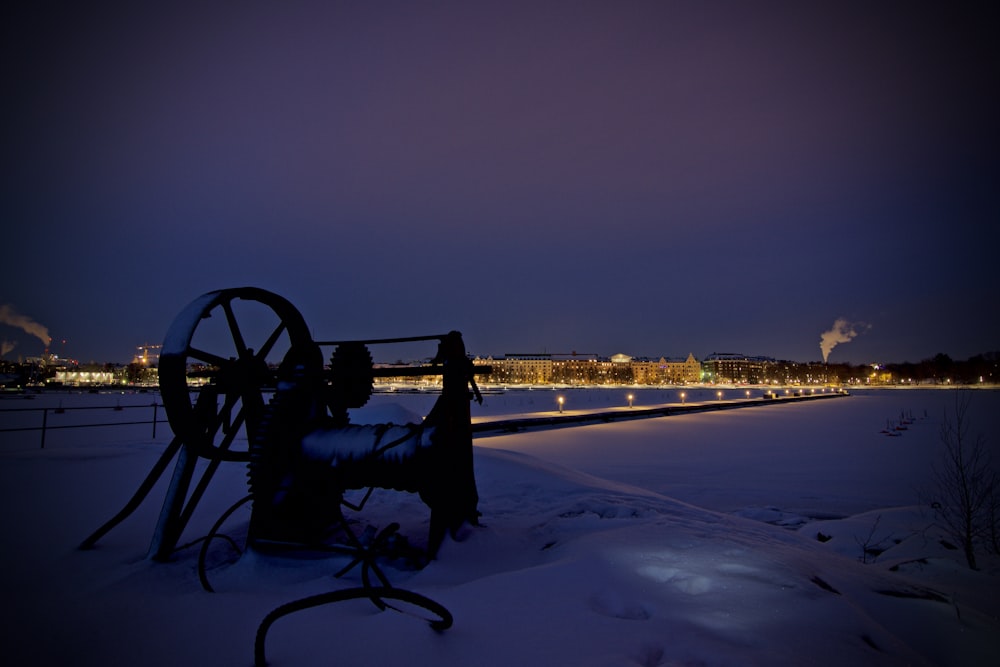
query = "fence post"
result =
(152, 402, 159, 439)
(41, 408, 48, 449)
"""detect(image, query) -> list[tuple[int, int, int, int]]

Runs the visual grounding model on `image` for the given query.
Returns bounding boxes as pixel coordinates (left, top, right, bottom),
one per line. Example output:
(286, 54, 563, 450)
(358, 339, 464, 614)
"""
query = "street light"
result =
(557, 395, 564, 413)
(680, 392, 686, 404)
(627, 393, 634, 408)
(717, 391, 722, 401)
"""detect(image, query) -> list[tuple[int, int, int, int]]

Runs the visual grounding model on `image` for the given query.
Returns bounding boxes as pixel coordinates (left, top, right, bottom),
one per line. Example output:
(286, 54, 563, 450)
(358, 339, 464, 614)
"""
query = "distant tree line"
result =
(884, 352, 999, 385)
(821, 352, 999, 385)
(829, 351, 1000, 384)
(704, 352, 998, 386)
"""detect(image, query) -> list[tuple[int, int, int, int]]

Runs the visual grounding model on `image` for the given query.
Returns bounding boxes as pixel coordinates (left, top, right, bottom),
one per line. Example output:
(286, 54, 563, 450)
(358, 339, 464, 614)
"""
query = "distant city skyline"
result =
(0, 312, 992, 370)
(0, 301, 993, 368)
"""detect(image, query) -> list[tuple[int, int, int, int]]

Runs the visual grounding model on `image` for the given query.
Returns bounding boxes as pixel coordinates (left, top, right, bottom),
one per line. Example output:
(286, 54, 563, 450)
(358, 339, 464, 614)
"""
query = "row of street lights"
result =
(554, 386, 838, 412)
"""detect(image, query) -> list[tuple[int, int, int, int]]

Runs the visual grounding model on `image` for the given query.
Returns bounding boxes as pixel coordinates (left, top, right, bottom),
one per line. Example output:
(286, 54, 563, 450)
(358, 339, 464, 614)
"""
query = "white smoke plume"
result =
(1, 340, 14, 357)
(820, 318, 869, 363)
(0, 304, 52, 348)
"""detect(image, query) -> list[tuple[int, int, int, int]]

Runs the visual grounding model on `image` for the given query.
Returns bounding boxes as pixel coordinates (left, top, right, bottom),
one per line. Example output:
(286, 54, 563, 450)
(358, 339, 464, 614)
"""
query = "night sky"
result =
(3, 2, 997, 365)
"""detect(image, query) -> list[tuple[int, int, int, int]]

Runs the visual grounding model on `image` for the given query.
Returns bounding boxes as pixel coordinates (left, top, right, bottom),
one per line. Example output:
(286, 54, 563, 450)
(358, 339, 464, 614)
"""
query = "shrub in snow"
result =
(924, 391, 998, 570)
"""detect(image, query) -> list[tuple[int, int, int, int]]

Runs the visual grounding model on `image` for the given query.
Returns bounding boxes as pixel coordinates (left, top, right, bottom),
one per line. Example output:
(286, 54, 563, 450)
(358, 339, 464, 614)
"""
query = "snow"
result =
(1, 387, 998, 666)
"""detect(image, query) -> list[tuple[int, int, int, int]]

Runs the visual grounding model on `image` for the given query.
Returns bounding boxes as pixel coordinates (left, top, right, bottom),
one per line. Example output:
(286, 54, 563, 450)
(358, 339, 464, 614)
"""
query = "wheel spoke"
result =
(192, 387, 239, 434)
(218, 390, 240, 434)
(213, 408, 252, 461)
(209, 390, 243, 429)
(215, 407, 245, 452)
(255, 321, 288, 361)
(223, 300, 250, 359)
(197, 400, 250, 461)
(187, 347, 230, 368)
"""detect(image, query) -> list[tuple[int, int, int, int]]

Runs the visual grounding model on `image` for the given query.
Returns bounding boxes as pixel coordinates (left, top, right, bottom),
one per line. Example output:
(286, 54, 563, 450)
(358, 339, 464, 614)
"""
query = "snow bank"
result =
(1, 388, 997, 666)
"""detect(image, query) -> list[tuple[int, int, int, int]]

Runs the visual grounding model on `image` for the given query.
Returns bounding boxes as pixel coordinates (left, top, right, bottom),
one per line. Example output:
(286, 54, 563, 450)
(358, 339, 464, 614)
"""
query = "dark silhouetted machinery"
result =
(82, 287, 488, 563)
(81, 287, 492, 661)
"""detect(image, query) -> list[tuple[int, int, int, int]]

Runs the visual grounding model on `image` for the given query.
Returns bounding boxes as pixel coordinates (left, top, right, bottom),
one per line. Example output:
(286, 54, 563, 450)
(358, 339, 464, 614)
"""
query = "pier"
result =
(471, 390, 849, 437)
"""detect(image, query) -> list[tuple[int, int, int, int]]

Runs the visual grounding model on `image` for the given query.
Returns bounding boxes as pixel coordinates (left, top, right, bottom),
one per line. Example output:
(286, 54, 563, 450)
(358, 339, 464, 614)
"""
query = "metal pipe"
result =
(315, 333, 449, 346)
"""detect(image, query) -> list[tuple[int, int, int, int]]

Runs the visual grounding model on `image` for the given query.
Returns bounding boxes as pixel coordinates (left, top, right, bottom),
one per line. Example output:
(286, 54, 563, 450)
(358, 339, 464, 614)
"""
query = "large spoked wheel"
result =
(159, 287, 319, 461)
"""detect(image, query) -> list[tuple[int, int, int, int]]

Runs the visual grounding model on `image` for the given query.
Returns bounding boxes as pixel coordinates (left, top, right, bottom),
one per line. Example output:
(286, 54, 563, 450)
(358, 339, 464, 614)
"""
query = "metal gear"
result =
(328, 342, 374, 409)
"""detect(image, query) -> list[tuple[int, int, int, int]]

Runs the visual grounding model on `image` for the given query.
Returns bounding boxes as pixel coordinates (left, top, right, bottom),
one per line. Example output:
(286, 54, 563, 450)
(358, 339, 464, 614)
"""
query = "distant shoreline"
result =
(3, 382, 997, 398)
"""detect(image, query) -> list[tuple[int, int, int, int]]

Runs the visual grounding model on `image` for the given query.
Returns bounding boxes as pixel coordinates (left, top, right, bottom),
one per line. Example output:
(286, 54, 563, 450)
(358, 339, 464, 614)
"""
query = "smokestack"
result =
(819, 318, 868, 363)
(0, 304, 52, 349)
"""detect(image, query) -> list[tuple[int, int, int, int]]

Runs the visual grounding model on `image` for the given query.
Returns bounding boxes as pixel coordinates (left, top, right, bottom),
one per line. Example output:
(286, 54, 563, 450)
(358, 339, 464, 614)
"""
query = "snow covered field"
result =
(1, 387, 998, 666)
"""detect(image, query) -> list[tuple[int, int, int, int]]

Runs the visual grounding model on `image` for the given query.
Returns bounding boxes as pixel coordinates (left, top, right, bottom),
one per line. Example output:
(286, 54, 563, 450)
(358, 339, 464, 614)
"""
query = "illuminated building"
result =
(701, 353, 773, 384)
(473, 354, 553, 384)
(475, 351, 702, 386)
(53, 369, 116, 386)
(631, 353, 702, 384)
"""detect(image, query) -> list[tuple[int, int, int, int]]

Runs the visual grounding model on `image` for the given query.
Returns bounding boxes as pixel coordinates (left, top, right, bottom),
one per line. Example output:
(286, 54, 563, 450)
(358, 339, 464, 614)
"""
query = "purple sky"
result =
(3, 2, 997, 365)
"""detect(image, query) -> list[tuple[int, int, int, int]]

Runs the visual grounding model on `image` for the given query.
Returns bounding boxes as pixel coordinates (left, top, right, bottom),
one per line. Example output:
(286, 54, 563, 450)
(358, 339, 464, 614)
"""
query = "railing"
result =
(0, 402, 165, 449)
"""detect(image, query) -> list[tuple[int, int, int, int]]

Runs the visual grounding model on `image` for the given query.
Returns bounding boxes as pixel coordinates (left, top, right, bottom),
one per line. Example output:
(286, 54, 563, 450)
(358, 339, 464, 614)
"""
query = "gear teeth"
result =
(329, 342, 374, 409)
